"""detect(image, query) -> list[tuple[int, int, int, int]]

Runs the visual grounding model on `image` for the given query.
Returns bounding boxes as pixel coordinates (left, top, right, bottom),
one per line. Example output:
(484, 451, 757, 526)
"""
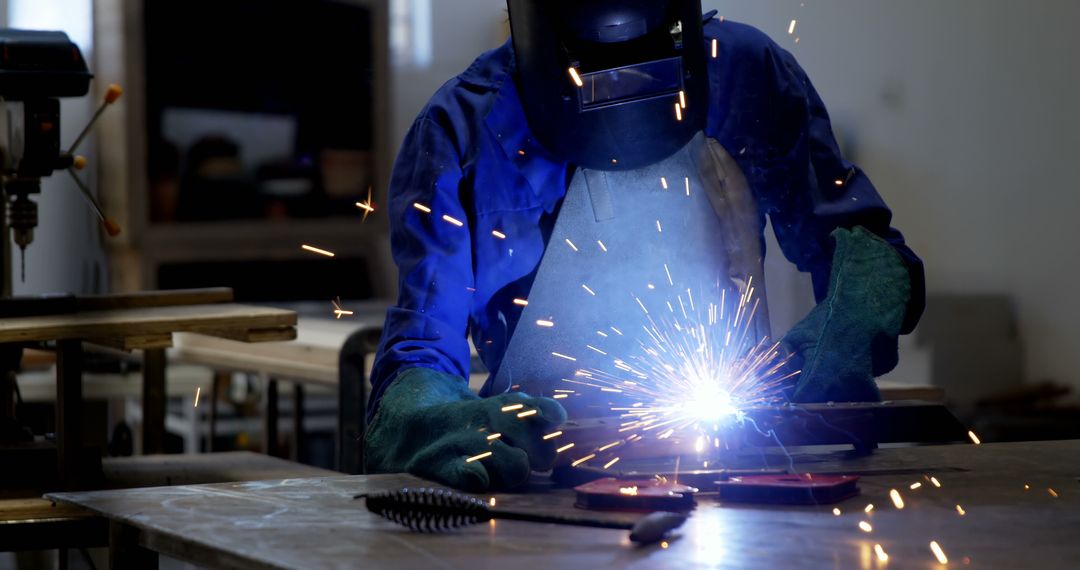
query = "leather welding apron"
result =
(486, 132, 771, 417)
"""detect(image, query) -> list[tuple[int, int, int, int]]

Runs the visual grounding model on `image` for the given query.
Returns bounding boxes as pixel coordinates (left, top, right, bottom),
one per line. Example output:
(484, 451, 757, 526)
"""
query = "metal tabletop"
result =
(48, 440, 1080, 569)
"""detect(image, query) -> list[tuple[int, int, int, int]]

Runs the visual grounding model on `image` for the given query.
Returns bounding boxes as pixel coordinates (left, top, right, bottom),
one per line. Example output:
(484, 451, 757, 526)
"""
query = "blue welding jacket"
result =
(368, 18, 926, 417)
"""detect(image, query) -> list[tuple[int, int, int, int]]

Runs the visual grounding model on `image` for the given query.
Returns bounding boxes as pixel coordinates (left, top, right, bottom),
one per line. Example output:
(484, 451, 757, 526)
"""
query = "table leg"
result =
(55, 339, 83, 490)
(109, 521, 157, 570)
(264, 378, 279, 457)
(142, 348, 166, 455)
(291, 383, 305, 462)
(208, 371, 229, 452)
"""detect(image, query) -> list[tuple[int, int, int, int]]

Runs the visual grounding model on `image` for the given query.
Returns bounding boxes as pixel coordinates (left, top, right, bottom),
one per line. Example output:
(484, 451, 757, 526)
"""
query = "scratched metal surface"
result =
(49, 441, 1080, 569)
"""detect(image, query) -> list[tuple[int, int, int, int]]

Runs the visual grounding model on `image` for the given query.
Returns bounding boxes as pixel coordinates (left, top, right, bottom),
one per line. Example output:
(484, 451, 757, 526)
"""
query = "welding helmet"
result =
(507, 0, 708, 171)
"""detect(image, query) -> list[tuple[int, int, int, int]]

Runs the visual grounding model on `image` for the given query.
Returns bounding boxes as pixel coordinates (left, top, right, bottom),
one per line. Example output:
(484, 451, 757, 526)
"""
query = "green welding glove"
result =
(781, 226, 912, 403)
(364, 367, 568, 492)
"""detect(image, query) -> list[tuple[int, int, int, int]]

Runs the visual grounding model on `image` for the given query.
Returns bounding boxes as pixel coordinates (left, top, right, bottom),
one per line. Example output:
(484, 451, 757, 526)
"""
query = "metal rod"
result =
(66, 168, 107, 222)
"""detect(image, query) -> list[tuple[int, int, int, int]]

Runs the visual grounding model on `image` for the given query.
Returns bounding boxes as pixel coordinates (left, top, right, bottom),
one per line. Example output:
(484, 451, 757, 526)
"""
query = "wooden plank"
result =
(0, 498, 95, 522)
(87, 333, 174, 351)
(173, 324, 343, 386)
(197, 326, 297, 343)
(76, 288, 234, 311)
(0, 304, 296, 344)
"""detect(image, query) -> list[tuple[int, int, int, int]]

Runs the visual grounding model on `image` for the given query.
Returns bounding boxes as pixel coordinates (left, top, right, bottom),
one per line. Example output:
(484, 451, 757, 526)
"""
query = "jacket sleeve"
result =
(368, 112, 475, 416)
(760, 42, 925, 333)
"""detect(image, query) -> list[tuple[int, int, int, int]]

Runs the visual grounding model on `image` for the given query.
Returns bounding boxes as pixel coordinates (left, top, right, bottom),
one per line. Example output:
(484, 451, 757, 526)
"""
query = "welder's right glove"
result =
(780, 226, 912, 403)
(364, 367, 567, 493)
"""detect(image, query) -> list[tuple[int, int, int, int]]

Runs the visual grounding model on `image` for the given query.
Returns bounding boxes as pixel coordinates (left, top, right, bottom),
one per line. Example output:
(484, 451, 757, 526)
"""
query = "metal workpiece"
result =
(48, 440, 1080, 569)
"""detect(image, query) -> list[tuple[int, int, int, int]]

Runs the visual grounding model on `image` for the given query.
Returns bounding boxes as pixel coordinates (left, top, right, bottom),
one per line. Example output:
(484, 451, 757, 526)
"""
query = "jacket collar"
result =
(476, 40, 568, 207)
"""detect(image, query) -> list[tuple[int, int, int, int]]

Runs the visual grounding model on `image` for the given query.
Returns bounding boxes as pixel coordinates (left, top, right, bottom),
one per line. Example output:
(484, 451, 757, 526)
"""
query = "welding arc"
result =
(356, 488, 685, 543)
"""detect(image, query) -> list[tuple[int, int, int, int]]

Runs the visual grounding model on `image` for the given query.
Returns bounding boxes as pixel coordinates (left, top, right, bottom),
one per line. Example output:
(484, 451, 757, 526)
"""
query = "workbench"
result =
(47, 440, 1080, 568)
(0, 288, 296, 489)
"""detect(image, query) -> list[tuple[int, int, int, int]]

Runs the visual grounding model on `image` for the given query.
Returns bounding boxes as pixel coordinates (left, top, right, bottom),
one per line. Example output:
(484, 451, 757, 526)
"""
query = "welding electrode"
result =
(357, 487, 687, 545)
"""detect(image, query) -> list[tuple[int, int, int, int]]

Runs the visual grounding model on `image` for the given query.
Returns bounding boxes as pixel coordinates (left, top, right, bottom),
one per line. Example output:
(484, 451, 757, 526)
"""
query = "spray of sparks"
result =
(554, 275, 799, 465)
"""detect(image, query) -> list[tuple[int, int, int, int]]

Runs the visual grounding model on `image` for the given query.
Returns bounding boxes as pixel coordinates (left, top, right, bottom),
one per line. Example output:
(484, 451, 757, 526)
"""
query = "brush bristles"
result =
(363, 488, 492, 532)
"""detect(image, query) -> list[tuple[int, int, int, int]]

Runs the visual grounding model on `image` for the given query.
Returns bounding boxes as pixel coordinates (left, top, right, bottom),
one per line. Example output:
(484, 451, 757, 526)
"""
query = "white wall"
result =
(5, 0, 107, 296)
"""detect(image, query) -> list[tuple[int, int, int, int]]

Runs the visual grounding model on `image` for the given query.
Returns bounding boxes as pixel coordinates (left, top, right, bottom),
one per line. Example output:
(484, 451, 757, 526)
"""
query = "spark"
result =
(874, 544, 889, 563)
(565, 238, 579, 252)
(553, 394, 568, 399)
(656, 220, 663, 233)
(517, 409, 538, 418)
(490, 498, 497, 507)
(619, 486, 638, 496)
(442, 214, 464, 227)
(413, 202, 432, 213)
(1024, 484, 1030, 490)
(832, 508, 841, 516)
(968, 430, 981, 444)
(582, 284, 596, 295)
(536, 319, 555, 328)
(492, 230, 507, 239)
(955, 504, 966, 516)
(684, 177, 691, 196)
(598, 441, 621, 452)
(465, 451, 492, 463)
(194, 386, 201, 408)
(910, 482, 923, 490)
(930, 541, 948, 565)
(864, 504, 874, 513)
(568, 67, 584, 87)
(660, 177, 668, 190)
(858, 521, 873, 533)
(356, 186, 375, 221)
(587, 345, 607, 355)
(678, 90, 687, 109)
(931, 476, 942, 488)
(332, 298, 353, 319)
(486, 433, 502, 441)
(571, 454, 596, 467)
(603, 457, 621, 469)
(834, 179, 844, 187)
(597, 240, 608, 252)
(660, 541, 669, 549)
(788, 19, 797, 34)
(1048, 488, 1059, 498)
(301, 244, 335, 257)
(542, 431, 563, 440)
(610, 327, 623, 335)
(513, 298, 529, 306)
(890, 489, 905, 509)
(556, 443, 575, 453)
(711, 38, 718, 58)
(517, 149, 526, 156)
(500, 403, 524, 412)
(675, 102, 683, 121)
(552, 352, 577, 361)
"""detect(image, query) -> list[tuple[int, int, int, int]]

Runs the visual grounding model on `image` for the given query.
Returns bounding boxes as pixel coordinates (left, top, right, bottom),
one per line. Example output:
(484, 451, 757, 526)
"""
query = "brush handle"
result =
(492, 509, 632, 530)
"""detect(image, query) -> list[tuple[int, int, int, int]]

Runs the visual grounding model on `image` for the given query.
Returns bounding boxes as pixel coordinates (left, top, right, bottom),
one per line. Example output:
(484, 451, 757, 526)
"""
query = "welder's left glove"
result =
(364, 368, 567, 492)
(781, 226, 912, 402)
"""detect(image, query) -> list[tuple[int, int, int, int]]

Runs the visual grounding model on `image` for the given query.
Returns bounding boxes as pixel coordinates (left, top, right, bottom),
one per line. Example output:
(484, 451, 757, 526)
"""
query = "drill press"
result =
(0, 29, 121, 441)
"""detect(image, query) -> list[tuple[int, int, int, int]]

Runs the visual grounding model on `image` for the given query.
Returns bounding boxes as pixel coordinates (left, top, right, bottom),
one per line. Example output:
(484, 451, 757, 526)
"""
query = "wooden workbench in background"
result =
(0, 288, 296, 490)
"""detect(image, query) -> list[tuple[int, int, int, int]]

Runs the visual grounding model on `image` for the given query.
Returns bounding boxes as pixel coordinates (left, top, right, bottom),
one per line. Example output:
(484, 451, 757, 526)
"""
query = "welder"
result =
(364, 0, 925, 492)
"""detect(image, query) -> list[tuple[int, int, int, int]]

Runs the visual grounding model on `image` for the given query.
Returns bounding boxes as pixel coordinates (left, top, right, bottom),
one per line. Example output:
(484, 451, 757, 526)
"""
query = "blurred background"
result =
(2, 0, 1078, 492)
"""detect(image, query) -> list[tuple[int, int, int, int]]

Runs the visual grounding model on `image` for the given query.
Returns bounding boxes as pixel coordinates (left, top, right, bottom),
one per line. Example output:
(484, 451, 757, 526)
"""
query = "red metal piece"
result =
(574, 477, 697, 512)
(715, 474, 860, 505)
